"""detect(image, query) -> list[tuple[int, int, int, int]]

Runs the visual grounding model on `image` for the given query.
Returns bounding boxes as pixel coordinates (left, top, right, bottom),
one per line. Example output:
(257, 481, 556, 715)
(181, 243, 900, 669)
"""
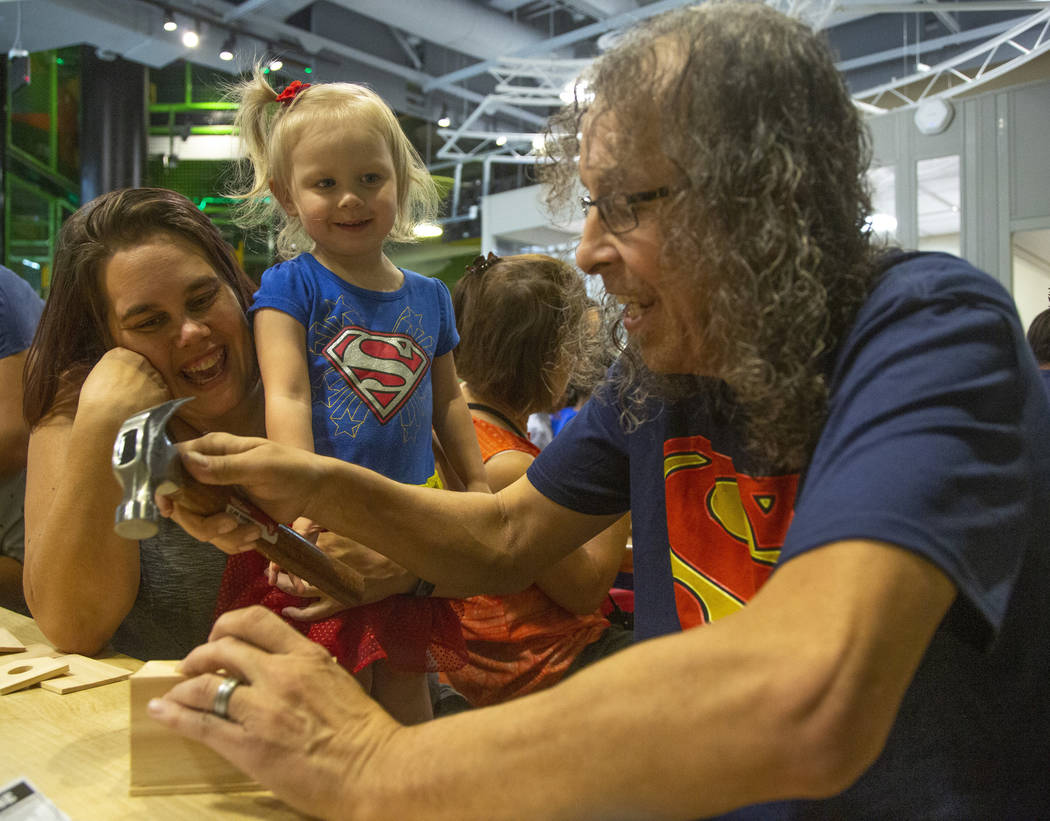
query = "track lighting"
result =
(181, 22, 199, 48)
(163, 8, 177, 32)
(437, 103, 451, 129)
(219, 34, 235, 61)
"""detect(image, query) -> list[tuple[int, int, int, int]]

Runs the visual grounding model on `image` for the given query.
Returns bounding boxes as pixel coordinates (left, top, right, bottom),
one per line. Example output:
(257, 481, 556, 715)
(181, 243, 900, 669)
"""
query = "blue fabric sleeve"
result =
(783, 267, 1032, 631)
(527, 383, 632, 516)
(250, 260, 313, 327)
(0, 267, 44, 358)
(433, 277, 459, 357)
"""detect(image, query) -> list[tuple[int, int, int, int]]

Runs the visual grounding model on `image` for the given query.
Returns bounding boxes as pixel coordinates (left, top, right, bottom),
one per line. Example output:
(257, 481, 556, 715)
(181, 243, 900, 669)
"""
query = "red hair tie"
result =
(276, 80, 311, 106)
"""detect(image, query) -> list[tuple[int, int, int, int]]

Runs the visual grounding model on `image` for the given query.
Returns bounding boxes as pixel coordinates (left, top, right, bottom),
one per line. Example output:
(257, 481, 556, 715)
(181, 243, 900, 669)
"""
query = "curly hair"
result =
(541, 0, 881, 471)
(23, 187, 257, 428)
(452, 254, 599, 415)
(1027, 308, 1050, 365)
(229, 68, 439, 259)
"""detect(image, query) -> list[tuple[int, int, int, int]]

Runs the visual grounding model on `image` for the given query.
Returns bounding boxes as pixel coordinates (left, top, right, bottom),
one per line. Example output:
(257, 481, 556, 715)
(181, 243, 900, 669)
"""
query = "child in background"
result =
(220, 71, 489, 723)
(441, 253, 632, 706)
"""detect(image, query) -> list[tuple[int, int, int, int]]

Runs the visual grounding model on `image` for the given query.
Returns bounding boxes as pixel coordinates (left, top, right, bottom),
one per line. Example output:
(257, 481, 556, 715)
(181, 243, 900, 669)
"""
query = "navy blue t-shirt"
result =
(528, 252, 1050, 818)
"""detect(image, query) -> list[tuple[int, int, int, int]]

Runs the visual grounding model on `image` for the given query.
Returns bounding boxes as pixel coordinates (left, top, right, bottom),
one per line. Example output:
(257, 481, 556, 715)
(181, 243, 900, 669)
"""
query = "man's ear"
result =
(269, 180, 296, 217)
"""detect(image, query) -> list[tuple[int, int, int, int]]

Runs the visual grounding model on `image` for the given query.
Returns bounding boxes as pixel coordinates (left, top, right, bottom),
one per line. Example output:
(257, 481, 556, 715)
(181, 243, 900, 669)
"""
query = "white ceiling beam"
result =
(324, 0, 547, 62)
(842, 2, 1050, 13)
(423, 0, 692, 92)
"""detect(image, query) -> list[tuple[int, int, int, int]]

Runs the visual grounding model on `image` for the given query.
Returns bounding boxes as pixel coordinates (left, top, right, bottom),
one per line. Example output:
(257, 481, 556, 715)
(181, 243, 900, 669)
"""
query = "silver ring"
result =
(212, 676, 241, 721)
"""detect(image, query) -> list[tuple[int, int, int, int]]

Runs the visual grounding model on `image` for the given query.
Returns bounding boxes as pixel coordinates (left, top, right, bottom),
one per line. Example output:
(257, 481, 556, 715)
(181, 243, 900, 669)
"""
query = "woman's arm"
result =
(430, 353, 489, 493)
(23, 348, 170, 653)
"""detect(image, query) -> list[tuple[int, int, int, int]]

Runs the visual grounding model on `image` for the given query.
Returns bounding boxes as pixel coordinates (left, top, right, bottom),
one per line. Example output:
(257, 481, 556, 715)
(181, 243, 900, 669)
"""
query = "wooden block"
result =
(0, 627, 25, 653)
(0, 656, 69, 695)
(129, 660, 261, 796)
(40, 654, 132, 694)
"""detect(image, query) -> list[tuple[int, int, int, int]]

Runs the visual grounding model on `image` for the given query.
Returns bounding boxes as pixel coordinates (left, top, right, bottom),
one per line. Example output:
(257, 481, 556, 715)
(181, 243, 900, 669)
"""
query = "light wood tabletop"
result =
(0, 607, 307, 820)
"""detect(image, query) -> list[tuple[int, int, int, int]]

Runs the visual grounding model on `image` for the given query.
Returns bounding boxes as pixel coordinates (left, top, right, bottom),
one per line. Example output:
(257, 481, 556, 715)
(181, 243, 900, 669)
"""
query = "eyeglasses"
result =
(580, 186, 670, 235)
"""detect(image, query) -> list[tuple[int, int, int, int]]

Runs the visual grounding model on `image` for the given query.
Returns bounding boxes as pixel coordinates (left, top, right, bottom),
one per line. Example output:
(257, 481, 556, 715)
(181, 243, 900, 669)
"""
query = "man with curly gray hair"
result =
(152, 3, 1050, 818)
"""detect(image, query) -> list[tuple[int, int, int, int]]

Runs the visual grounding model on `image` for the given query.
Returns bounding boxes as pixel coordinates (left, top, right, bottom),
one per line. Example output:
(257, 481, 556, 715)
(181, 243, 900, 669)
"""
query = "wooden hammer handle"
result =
(167, 474, 364, 606)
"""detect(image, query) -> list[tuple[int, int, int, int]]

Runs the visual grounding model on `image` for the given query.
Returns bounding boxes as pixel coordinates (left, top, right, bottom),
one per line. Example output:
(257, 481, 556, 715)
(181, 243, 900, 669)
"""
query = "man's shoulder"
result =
(867, 251, 1013, 317)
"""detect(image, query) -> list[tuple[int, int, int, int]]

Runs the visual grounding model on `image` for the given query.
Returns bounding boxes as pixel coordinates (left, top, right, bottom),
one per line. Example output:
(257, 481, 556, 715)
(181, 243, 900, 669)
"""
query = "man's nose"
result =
(575, 207, 615, 276)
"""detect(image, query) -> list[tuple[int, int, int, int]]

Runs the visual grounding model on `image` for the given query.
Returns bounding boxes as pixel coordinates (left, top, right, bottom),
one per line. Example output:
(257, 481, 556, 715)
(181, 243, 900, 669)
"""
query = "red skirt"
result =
(215, 551, 466, 674)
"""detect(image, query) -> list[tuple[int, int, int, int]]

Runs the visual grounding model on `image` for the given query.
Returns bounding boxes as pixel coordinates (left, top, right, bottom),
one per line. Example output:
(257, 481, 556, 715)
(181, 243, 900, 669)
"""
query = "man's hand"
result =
(175, 433, 321, 526)
(148, 607, 402, 819)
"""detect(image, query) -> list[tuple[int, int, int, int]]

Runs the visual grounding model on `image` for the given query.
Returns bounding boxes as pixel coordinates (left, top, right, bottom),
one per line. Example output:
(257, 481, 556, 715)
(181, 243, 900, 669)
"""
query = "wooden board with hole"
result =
(129, 660, 261, 795)
(0, 656, 69, 695)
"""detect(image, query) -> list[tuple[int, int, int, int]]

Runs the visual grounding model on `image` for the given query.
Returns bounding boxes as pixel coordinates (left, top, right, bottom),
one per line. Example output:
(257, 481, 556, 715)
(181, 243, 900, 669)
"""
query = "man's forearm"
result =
(349, 542, 955, 821)
(305, 456, 530, 593)
(355, 610, 817, 821)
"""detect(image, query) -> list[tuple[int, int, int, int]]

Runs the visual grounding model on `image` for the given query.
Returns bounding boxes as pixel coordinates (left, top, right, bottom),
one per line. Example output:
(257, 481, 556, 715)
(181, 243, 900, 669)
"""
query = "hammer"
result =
(111, 397, 363, 606)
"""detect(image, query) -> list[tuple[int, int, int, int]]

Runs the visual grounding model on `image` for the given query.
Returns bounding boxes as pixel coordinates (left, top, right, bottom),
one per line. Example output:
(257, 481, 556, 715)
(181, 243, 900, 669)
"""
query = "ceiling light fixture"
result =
(163, 8, 177, 32)
(219, 34, 235, 61)
(181, 23, 200, 49)
(269, 56, 284, 72)
(437, 103, 451, 129)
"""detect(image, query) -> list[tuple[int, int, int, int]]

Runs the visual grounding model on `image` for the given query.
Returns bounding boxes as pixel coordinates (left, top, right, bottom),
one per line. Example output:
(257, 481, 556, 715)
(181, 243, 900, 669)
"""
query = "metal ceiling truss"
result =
(853, 7, 1050, 113)
(435, 56, 590, 160)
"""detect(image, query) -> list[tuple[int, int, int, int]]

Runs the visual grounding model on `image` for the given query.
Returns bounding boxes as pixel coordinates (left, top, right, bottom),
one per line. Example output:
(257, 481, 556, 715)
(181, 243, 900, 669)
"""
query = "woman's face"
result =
(103, 234, 257, 431)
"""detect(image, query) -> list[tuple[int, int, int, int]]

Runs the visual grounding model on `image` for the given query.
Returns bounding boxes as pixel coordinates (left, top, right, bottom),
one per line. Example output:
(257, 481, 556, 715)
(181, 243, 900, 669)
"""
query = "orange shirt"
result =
(441, 417, 610, 706)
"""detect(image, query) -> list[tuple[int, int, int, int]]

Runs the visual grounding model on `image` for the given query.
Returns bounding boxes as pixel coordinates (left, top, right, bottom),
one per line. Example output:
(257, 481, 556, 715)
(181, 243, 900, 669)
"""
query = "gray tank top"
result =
(109, 516, 228, 660)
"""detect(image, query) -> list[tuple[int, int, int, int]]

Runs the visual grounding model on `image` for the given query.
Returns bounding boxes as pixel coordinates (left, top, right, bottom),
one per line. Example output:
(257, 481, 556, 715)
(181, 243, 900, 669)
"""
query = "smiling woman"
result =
(20, 187, 266, 659)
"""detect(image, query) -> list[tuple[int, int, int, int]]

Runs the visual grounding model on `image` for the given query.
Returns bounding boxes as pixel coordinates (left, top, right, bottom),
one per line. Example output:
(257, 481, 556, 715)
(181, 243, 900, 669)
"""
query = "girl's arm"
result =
(254, 309, 319, 540)
(430, 352, 489, 493)
(485, 448, 630, 613)
(532, 515, 630, 615)
(23, 348, 170, 654)
(253, 309, 314, 453)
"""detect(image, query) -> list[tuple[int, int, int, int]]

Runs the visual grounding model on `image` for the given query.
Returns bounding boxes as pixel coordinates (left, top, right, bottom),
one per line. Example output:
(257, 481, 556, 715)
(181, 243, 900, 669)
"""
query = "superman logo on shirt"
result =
(664, 434, 797, 629)
(323, 326, 430, 424)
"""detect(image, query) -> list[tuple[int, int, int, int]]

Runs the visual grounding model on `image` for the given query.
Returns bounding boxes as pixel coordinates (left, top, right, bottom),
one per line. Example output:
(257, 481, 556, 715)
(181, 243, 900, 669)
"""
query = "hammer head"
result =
(111, 397, 193, 540)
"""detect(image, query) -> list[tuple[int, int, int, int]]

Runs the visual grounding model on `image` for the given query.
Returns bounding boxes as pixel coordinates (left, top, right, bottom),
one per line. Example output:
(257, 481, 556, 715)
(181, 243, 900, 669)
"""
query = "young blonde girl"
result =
(219, 70, 489, 723)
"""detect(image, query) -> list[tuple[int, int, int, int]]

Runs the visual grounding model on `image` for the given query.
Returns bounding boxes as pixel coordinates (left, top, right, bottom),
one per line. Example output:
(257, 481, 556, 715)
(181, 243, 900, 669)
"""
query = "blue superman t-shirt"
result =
(251, 253, 458, 484)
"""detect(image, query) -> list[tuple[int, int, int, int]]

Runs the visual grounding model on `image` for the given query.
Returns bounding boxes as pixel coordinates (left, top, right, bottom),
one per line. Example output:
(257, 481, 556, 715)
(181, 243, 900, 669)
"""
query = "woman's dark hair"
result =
(541, 1, 881, 471)
(453, 254, 594, 414)
(1027, 308, 1050, 365)
(23, 187, 256, 427)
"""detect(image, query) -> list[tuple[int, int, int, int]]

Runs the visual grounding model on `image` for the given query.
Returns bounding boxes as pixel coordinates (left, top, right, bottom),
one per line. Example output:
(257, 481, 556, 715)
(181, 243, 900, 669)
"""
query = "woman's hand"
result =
(156, 492, 263, 555)
(148, 607, 403, 820)
(77, 347, 171, 423)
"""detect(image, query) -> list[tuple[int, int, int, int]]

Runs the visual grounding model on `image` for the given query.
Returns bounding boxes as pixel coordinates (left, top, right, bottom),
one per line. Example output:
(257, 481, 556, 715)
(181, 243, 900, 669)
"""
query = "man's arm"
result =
(176, 433, 620, 594)
(154, 538, 955, 820)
